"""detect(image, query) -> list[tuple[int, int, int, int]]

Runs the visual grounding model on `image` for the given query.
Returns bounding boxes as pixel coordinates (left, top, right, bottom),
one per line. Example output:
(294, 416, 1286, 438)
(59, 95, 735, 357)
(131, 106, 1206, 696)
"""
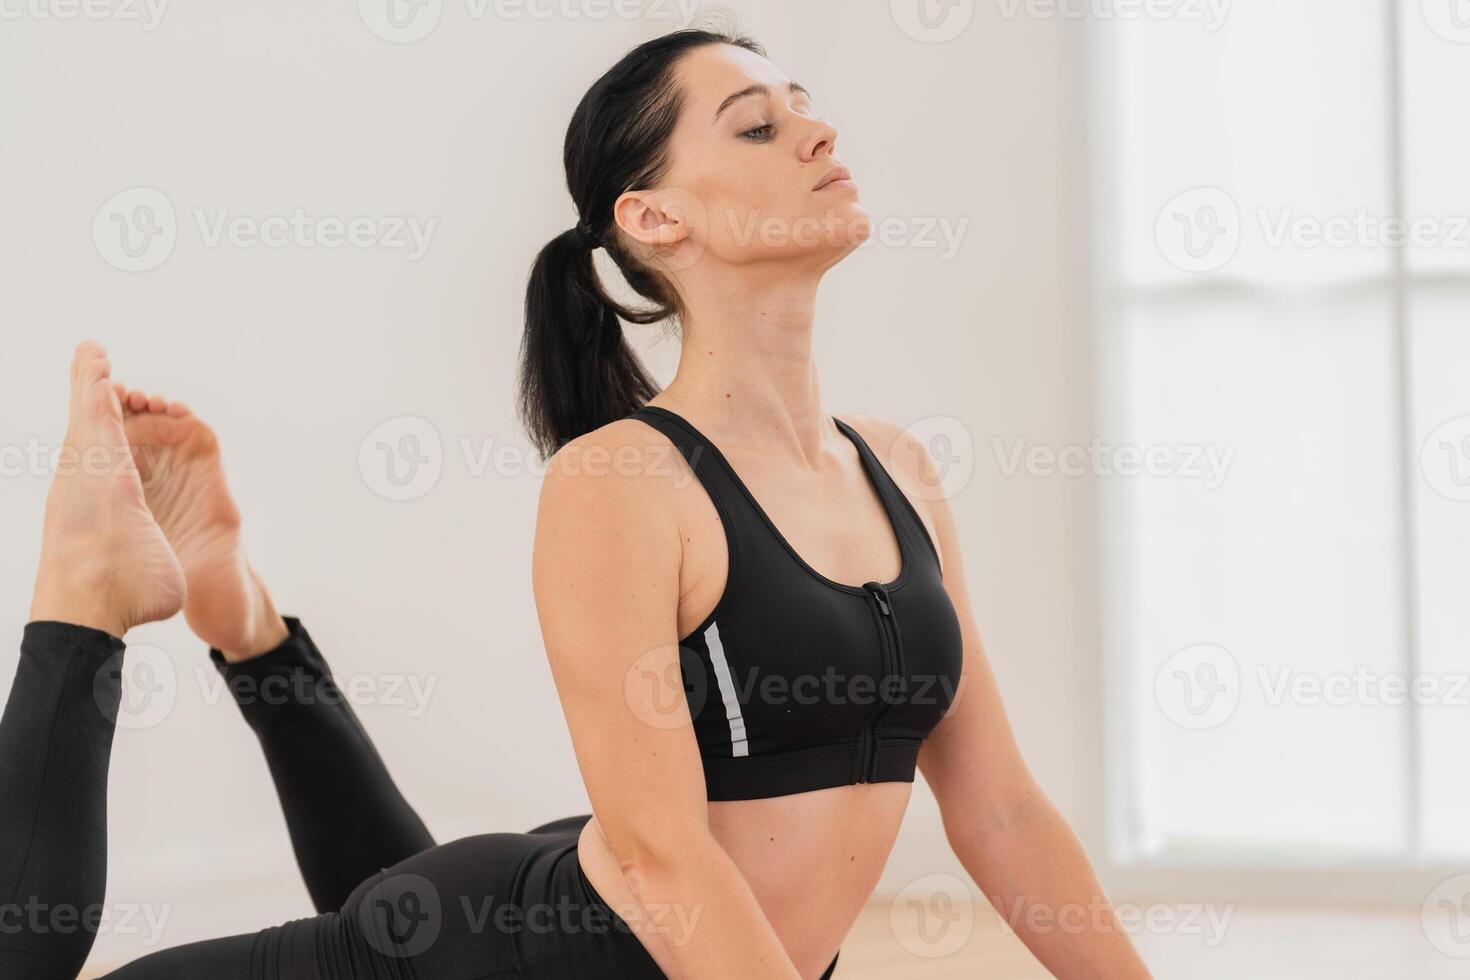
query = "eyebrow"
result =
(712, 81, 811, 124)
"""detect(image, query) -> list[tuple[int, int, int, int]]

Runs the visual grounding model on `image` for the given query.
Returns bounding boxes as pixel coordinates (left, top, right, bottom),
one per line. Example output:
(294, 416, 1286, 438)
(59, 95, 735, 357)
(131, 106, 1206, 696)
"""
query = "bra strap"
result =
(831, 416, 943, 572)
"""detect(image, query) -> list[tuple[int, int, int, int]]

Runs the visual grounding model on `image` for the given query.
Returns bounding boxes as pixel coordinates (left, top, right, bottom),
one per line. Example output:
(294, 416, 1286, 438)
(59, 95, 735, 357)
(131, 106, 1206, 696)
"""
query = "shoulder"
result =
(534, 416, 686, 544)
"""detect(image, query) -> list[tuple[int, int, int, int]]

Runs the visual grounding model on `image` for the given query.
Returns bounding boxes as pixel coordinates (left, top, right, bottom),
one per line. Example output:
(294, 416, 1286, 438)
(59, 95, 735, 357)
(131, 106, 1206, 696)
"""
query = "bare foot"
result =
(118, 387, 288, 662)
(29, 342, 186, 638)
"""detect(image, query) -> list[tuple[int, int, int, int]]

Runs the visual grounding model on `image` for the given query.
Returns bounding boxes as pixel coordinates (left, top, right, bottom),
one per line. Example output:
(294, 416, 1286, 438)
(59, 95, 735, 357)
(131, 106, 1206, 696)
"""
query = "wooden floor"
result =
(85, 898, 1459, 978)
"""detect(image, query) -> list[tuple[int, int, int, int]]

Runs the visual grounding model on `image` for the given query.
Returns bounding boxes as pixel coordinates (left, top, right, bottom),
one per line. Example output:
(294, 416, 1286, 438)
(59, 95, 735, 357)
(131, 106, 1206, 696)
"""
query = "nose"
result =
(800, 116, 839, 161)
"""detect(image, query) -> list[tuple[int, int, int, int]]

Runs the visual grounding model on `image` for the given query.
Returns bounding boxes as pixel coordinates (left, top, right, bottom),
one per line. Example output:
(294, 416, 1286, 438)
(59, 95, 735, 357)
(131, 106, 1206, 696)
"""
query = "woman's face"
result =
(623, 43, 871, 270)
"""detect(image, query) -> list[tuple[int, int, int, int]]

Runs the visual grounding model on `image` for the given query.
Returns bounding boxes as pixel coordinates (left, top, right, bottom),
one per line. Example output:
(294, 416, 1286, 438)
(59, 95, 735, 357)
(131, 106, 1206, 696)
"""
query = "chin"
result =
(819, 204, 874, 255)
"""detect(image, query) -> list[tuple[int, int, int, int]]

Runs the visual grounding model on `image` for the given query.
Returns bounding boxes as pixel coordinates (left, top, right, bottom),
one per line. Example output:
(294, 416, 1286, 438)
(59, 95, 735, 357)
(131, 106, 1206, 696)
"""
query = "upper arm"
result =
(531, 422, 711, 867)
(844, 415, 1042, 840)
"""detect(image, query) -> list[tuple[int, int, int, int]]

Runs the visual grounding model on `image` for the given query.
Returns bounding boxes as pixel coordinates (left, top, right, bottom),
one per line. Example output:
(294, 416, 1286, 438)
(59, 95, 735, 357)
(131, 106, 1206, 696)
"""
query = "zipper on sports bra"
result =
(858, 581, 903, 782)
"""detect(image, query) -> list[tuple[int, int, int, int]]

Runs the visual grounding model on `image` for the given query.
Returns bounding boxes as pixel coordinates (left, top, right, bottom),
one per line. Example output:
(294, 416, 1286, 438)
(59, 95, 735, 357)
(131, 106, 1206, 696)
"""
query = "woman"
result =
(0, 28, 1152, 980)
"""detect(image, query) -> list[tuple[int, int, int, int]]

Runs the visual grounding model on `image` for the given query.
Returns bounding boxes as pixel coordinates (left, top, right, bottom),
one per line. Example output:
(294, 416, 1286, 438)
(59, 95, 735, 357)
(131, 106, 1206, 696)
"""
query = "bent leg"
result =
(97, 827, 666, 980)
(115, 391, 434, 911)
(211, 617, 434, 913)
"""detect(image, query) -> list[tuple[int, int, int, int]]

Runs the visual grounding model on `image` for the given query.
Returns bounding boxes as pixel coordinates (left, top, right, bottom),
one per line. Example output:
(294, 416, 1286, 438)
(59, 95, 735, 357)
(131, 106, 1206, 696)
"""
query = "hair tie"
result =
(573, 221, 601, 250)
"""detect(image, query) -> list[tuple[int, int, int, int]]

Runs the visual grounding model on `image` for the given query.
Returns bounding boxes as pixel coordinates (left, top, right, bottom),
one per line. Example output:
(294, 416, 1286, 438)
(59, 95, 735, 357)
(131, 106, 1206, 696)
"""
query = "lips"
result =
(814, 166, 853, 191)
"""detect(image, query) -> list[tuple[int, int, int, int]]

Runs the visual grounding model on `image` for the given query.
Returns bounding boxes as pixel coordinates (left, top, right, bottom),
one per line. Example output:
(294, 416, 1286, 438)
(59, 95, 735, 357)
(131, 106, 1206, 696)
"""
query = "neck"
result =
(658, 268, 833, 463)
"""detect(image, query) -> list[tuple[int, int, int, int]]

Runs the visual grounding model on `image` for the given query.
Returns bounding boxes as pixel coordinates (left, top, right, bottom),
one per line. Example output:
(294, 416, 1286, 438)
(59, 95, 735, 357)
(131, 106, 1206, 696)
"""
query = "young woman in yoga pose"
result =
(0, 28, 1152, 980)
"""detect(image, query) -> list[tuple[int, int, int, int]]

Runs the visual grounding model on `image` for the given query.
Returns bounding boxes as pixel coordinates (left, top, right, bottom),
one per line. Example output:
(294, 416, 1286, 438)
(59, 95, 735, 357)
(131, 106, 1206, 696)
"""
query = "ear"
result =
(612, 187, 700, 250)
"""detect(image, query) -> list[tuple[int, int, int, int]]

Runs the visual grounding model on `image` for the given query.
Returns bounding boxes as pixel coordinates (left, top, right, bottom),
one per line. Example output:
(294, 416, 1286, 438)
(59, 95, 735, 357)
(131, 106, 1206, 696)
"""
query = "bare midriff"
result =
(577, 780, 913, 980)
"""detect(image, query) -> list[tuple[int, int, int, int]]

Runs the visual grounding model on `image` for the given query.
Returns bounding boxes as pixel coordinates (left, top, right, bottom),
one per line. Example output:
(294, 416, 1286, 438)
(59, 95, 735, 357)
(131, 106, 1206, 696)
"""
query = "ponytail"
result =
(517, 227, 660, 460)
(516, 27, 766, 462)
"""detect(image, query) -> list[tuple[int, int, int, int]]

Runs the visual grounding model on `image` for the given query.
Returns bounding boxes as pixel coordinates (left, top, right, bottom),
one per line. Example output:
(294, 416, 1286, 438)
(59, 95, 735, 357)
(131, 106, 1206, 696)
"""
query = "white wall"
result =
(0, 1, 1099, 964)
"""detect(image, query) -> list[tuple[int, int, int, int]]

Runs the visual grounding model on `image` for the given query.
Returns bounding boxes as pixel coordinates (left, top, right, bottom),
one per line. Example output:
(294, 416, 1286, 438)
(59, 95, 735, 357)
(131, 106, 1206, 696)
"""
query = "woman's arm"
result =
(531, 421, 804, 980)
(868, 418, 1154, 979)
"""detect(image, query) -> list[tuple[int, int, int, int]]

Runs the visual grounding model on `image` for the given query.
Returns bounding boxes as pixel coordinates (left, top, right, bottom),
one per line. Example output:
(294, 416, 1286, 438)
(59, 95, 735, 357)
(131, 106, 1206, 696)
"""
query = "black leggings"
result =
(0, 618, 843, 979)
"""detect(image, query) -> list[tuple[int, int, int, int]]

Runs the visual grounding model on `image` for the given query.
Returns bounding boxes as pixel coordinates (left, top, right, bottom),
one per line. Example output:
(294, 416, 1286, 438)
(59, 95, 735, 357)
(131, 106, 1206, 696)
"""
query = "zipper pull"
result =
(865, 582, 892, 616)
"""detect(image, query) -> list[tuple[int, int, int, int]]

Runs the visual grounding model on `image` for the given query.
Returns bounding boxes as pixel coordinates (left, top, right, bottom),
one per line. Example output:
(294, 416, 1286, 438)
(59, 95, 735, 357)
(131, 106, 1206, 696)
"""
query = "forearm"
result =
(954, 794, 1153, 979)
(613, 834, 803, 980)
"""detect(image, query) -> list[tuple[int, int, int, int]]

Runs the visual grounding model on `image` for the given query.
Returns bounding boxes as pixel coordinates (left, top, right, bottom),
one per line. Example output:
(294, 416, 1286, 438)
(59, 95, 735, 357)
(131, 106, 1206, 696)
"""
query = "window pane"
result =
(1107, 2, 1391, 289)
(1110, 288, 1407, 860)
(1401, 0, 1470, 276)
(1409, 284, 1470, 861)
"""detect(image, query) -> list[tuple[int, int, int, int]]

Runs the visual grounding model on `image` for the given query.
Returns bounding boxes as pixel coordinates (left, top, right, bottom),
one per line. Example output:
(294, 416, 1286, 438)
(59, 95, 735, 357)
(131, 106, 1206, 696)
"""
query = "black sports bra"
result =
(626, 405, 965, 802)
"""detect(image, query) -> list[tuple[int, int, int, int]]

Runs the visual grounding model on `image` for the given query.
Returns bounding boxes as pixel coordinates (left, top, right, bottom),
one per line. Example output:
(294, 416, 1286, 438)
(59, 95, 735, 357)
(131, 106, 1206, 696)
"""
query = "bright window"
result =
(1094, 0, 1470, 867)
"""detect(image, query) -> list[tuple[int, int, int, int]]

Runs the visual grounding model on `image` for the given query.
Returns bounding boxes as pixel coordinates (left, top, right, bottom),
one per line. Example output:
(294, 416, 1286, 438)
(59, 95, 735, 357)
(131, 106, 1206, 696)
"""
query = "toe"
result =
(147, 393, 168, 414)
(127, 389, 149, 413)
(166, 401, 191, 418)
(71, 341, 111, 389)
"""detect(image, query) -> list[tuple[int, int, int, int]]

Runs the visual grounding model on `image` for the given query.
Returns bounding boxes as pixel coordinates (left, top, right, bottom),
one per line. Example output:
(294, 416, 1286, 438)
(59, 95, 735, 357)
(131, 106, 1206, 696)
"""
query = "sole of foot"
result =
(118, 386, 287, 661)
(29, 342, 186, 638)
